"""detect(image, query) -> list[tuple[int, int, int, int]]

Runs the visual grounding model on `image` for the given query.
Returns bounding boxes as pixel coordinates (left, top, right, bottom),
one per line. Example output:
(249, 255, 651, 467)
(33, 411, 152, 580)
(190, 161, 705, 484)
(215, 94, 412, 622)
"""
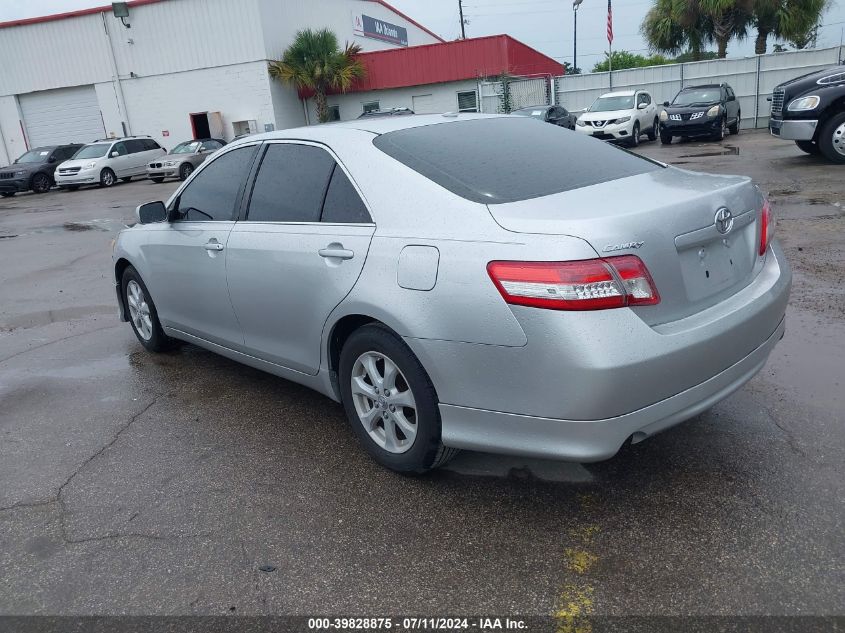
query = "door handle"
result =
(204, 241, 224, 251)
(318, 247, 354, 260)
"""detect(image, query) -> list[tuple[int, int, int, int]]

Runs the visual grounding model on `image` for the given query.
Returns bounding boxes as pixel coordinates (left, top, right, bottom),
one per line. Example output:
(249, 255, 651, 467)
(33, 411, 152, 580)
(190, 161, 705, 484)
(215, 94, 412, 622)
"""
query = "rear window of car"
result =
(372, 117, 662, 204)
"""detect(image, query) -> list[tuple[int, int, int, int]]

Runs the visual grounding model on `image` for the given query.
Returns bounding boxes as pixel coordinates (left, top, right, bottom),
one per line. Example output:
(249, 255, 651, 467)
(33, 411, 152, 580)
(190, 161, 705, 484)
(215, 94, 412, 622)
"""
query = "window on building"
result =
(457, 90, 478, 113)
(362, 101, 380, 114)
(175, 146, 257, 221)
(321, 166, 371, 224)
(328, 105, 341, 121)
(246, 144, 335, 223)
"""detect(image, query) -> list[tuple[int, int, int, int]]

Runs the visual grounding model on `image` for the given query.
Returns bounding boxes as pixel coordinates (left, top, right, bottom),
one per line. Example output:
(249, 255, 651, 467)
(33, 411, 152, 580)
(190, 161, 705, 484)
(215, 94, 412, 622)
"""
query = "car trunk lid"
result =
(486, 167, 764, 325)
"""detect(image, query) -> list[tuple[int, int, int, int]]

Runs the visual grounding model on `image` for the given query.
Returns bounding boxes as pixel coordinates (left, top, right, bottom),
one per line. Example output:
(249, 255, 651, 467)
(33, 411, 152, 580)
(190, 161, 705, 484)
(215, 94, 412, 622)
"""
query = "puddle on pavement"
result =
(677, 145, 740, 158)
(442, 451, 594, 483)
(18, 218, 128, 236)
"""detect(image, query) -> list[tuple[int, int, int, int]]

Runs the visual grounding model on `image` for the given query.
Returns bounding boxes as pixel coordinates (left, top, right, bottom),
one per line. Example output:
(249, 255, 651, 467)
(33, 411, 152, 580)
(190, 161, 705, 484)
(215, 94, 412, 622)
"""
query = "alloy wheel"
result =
(126, 280, 153, 341)
(350, 351, 417, 454)
(32, 173, 50, 193)
(832, 121, 845, 158)
(102, 170, 115, 187)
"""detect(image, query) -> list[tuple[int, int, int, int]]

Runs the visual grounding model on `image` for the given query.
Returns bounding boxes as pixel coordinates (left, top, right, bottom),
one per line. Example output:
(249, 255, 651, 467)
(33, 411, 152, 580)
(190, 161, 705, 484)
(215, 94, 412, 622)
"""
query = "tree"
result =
(268, 28, 366, 123)
(562, 61, 582, 75)
(752, 0, 829, 54)
(592, 50, 672, 72)
(641, 0, 752, 59)
(641, 0, 714, 61)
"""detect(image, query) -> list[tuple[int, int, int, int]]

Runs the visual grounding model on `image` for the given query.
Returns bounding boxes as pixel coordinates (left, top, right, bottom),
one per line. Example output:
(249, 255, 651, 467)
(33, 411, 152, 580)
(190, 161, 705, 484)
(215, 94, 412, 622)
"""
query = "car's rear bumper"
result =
(769, 118, 817, 141)
(438, 314, 784, 461)
(405, 242, 790, 460)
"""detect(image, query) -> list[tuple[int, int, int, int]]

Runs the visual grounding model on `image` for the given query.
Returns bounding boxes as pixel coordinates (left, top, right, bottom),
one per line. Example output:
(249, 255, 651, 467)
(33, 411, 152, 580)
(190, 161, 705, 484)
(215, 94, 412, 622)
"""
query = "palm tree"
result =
(268, 28, 366, 123)
(752, 0, 829, 53)
(641, 0, 713, 61)
(697, 0, 753, 57)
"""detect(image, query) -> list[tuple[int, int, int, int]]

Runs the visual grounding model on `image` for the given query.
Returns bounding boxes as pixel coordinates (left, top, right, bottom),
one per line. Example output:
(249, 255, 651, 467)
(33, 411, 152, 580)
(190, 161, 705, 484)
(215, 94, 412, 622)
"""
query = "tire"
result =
(713, 117, 727, 141)
(629, 122, 640, 147)
(817, 112, 845, 164)
(1, 192, 14, 198)
(99, 168, 116, 188)
(121, 266, 174, 353)
(31, 172, 52, 194)
(660, 131, 672, 145)
(121, 176, 132, 183)
(729, 112, 740, 135)
(795, 140, 821, 155)
(647, 118, 658, 141)
(179, 163, 194, 181)
(151, 177, 165, 184)
(338, 324, 458, 473)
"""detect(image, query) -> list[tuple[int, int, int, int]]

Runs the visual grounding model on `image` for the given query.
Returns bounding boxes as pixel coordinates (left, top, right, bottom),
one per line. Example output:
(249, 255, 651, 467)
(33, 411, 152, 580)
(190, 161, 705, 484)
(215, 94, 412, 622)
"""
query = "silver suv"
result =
(56, 137, 165, 190)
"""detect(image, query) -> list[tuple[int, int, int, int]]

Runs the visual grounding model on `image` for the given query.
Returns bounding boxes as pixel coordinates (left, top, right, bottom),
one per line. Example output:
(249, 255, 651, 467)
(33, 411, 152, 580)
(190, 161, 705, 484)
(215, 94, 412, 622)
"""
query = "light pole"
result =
(572, 0, 583, 73)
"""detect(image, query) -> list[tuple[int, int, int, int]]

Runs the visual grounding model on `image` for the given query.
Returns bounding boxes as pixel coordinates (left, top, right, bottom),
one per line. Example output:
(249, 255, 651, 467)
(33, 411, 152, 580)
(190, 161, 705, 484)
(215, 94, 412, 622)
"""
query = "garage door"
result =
(19, 85, 105, 148)
(412, 94, 434, 114)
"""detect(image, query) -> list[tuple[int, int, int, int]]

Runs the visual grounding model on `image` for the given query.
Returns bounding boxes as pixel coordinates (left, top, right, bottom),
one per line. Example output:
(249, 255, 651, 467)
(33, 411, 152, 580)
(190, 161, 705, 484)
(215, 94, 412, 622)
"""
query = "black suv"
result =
(768, 65, 845, 163)
(659, 83, 741, 144)
(0, 144, 83, 197)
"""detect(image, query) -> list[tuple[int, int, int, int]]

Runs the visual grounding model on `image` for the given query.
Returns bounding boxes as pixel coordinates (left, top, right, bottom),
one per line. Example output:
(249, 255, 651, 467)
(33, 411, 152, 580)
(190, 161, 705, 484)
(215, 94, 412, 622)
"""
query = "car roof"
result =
(514, 104, 551, 110)
(683, 83, 723, 89)
(600, 90, 638, 97)
(227, 113, 507, 144)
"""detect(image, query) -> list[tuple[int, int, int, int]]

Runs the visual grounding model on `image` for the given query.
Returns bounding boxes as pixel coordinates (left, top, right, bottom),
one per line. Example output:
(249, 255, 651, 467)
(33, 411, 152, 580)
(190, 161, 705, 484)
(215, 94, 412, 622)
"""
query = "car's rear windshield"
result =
(372, 117, 662, 204)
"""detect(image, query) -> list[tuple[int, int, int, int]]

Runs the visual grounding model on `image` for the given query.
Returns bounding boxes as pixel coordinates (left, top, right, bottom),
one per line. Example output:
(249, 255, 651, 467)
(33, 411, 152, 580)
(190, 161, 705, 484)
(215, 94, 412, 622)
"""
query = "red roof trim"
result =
(0, 0, 163, 29)
(300, 34, 564, 98)
(363, 0, 445, 43)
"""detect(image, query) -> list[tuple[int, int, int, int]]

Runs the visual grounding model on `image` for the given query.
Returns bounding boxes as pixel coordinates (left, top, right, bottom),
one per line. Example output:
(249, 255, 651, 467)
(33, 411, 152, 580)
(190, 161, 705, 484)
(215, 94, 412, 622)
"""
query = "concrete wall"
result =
(312, 80, 481, 121)
(118, 61, 278, 149)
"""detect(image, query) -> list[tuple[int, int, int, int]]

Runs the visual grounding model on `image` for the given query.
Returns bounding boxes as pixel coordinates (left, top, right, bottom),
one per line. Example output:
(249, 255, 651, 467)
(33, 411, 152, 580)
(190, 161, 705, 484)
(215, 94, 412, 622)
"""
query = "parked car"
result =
(768, 65, 845, 163)
(0, 144, 82, 197)
(575, 89, 658, 146)
(55, 136, 166, 190)
(147, 138, 226, 183)
(114, 114, 790, 473)
(511, 104, 577, 129)
(358, 107, 415, 118)
(659, 83, 741, 144)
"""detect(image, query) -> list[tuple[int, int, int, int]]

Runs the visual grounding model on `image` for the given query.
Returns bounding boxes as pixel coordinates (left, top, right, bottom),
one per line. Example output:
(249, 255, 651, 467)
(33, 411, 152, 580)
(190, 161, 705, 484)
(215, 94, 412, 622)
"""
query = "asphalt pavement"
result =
(0, 130, 842, 627)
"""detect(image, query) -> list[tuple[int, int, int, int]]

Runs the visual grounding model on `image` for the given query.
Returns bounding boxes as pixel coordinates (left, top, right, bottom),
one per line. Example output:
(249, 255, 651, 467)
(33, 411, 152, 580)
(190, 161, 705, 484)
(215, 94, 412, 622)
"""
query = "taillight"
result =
(487, 255, 660, 311)
(759, 198, 774, 256)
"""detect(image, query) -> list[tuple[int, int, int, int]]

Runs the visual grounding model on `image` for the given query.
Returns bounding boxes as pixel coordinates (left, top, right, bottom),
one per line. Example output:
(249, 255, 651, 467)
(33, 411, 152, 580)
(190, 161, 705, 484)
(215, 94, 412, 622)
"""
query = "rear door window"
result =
(175, 146, 257, 221)
(125, 140, 145, 154)
(373, 117, 661, 204)
(245, 143, 335, 223)
(321, 167, 371, 224)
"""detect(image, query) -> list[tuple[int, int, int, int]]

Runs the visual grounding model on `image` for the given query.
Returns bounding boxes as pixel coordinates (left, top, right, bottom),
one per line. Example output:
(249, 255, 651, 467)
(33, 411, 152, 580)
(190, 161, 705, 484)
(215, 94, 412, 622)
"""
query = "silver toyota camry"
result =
(113, 114, 791, 473)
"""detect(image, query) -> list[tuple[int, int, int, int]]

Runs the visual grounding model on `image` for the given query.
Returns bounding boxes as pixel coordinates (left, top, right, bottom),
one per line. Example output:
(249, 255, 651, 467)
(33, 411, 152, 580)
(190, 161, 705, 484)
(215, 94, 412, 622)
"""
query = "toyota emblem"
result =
(714, 207, 734, 235)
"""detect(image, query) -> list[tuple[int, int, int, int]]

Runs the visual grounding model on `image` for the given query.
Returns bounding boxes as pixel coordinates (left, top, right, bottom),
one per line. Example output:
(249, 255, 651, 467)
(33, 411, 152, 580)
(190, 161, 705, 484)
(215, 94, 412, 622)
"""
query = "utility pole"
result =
(573, 0, 583, 73)
(458, 0, 466, 39)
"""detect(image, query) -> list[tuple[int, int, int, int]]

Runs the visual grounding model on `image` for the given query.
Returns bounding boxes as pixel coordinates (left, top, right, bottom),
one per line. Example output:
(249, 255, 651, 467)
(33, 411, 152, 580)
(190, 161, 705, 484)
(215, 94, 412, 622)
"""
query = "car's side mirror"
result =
(727, 94, 736, 101)
(136, 201, 167, 224)
(48, 157, 57, 163)
(637, 102, 648, 109)
(111, 151, 119, 158)
(663, 101, 670, 107)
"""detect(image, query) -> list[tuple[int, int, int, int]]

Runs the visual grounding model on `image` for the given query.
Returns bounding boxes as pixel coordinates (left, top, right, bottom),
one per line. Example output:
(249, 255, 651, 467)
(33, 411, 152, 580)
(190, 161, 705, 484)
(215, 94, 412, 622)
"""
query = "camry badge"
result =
(714, 207, 734, 235)
(603, 241, 645, 252)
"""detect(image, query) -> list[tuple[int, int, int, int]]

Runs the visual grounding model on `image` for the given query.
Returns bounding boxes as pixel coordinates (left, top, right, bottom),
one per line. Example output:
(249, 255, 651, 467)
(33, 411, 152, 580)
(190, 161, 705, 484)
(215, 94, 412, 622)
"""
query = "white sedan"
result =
(575, 90, 659, 146)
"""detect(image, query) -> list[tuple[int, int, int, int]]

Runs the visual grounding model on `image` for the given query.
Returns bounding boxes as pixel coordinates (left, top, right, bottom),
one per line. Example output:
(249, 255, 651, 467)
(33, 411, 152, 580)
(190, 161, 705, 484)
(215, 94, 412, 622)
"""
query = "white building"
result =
(0, 0, 441, 165)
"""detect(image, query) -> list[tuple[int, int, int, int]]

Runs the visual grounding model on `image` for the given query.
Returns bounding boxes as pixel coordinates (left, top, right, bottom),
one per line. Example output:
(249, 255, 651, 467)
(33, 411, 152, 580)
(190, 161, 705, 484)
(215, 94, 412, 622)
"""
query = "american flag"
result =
(607, 0, 614, 45)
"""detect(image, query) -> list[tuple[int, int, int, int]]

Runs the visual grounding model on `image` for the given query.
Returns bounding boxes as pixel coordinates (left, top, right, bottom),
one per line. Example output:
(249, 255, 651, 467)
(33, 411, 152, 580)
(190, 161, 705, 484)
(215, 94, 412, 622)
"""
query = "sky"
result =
(0, 0, 843, 72)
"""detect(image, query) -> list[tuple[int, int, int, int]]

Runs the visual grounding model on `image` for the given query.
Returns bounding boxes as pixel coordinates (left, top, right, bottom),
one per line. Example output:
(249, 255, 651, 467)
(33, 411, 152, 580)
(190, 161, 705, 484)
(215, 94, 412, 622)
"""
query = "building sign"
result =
(353, 13, 408, 47)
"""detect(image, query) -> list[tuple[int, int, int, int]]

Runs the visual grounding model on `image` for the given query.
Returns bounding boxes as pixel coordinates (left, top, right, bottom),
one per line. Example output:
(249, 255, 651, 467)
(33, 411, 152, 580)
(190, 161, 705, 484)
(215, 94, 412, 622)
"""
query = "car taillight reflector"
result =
(487, 255, 660, 311)
(759, 198, 774, 256)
